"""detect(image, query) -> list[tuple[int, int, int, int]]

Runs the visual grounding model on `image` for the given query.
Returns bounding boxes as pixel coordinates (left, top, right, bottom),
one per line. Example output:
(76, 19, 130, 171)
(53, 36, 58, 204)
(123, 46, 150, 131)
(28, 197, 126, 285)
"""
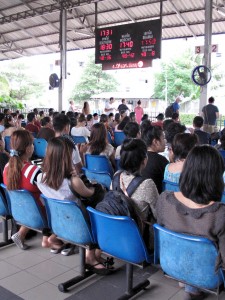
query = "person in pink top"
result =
(134, 100, 144, 124)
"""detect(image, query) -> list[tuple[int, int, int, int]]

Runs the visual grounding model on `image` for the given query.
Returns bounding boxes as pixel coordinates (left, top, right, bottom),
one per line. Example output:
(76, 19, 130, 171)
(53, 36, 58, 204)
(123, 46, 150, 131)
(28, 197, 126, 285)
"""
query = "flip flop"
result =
(50, 244, 65, 254)
(61, 245, 79, 256)
(85, 263, 114, 276)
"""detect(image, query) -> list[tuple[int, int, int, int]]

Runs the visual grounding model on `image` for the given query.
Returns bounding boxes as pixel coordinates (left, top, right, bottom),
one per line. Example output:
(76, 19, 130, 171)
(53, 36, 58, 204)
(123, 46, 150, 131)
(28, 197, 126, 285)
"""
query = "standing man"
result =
(172, 96, 182, 114)
(202, 96, 219, 134)
(117, 98, 130, 114)
(105, 97, 116, 116)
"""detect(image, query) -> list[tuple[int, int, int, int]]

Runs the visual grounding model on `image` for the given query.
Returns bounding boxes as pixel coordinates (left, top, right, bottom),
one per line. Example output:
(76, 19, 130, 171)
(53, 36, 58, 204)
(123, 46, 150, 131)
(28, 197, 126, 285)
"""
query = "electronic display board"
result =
(95, 19, 161, 64)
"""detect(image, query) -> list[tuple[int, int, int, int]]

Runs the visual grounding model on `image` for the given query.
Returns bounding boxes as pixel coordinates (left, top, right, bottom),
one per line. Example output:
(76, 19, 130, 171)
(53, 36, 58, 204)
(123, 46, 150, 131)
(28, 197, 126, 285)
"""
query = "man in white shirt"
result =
(105, 97, 116, 116)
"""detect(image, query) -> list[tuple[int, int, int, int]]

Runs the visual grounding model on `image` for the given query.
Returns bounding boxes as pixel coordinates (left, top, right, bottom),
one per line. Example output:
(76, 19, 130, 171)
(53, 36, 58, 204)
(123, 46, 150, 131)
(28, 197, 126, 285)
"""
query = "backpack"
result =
(96, 171, 145, 221)
(165, 103, 174, 118)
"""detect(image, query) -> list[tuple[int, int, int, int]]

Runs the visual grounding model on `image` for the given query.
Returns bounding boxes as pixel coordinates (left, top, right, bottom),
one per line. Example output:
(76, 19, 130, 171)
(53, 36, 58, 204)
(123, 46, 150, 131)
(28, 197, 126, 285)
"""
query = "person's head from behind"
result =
(120, 138, 147, 175)
(117, 116, 130, 131)
(140, 119, 151, 136)
(165, 122, 186, 144)
(156, 113, 164, 121)
(93, 113, 99, 120)
(48, 108, 54, 116)
(27, 112, 35, 123)
(120, 110, 127, 119)
(42, 137, 74, 190)
(108, 113, 114, 121)
(0, 113, 5, 124)
(208, 96, 215, 104)
(179, 145, 224, 204)
(172, 133, 198, 162)
(87, 114, 93, 122)
(122, 98, 126, 104)
(219, 134, 225, 150)
(78, 114, 86, 125)
(89, 123, 107, 154)
(163, 119, 173, 131)
(41, 116, 52, 127)
(123, 122, 140, 138)
(100, 114, 108, 124)
(137, 100, 141, 106)
(193, 116, 204, 129)
(142, 125, 166, 153)
(7, 130, 34, 190)
(4, 114, 14, 128)
(129, 112, 136, 122)
(114, 113, 121, 124)
(141, 114, 148, 122)
(172, 112, 179, 122)
(53, 113, 70, 134)
(109, 97, 114, 103)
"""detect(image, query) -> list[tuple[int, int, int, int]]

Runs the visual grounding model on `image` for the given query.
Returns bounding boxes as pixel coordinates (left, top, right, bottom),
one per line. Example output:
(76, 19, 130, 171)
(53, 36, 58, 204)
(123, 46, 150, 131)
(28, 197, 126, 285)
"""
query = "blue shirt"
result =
(173, 102, 180, 113)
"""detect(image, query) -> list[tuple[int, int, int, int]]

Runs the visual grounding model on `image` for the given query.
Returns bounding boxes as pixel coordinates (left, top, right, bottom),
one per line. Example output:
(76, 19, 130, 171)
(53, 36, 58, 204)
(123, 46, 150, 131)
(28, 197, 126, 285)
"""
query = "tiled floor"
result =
(0, 233, 224, 300)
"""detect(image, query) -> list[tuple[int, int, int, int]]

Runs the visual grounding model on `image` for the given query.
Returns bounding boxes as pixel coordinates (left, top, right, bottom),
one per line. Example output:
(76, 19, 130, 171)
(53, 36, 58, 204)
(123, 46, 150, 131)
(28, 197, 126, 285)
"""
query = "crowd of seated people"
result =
(0, 104, 225, 298)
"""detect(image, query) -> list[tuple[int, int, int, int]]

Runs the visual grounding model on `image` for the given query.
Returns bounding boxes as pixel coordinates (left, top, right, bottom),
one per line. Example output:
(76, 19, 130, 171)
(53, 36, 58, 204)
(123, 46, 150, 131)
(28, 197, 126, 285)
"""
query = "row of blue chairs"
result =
(0, 184, 224, 298)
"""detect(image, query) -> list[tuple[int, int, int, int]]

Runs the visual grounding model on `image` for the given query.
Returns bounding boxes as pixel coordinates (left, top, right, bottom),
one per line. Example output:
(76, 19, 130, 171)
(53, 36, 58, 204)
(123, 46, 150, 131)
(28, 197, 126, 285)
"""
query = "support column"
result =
(58, 4, 67, 112)
(199, 0, 212, 114)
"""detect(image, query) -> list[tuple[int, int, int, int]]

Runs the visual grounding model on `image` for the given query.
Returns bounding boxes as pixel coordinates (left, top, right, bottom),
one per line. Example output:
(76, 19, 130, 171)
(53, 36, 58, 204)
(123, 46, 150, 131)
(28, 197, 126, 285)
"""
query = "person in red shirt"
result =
(25, 112, 39, 135)
(152, 113, 164, 129)
(3, 130, 62, 251)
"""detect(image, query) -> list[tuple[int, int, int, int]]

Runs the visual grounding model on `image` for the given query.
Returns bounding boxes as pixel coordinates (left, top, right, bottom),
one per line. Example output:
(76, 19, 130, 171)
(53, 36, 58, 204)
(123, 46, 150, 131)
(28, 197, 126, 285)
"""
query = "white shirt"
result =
(105, 101, 116, 116)
(71, 126, 90, 142)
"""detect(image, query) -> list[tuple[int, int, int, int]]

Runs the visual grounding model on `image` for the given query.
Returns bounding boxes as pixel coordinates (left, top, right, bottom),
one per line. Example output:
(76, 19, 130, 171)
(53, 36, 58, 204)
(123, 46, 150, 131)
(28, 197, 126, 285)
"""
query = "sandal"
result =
(50, 244, 65, 254)
(61, 245, 79, 256)
(85, 263, 114, 276)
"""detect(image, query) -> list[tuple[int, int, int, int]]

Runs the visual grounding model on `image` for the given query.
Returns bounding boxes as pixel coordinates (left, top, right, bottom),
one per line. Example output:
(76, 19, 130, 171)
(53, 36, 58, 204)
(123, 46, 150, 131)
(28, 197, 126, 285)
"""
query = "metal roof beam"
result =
(167, 0, 196, 37)
(69, 7, 94, 36)
(114, 0, 136, 22)
(0, 0, 104, 25)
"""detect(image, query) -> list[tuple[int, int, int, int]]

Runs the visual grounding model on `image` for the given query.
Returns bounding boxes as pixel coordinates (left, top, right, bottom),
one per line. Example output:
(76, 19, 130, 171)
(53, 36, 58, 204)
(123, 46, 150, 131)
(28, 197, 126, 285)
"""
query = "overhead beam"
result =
(69, 7, 95, 36)
(114, 0, 136, 22)
(0, 0, 104, 25)
(168, 0, 196, 37)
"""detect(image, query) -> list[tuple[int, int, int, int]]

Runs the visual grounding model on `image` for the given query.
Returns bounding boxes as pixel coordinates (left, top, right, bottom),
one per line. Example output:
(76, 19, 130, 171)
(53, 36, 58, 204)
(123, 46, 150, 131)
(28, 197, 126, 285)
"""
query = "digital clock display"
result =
(95, 19, 161, 65)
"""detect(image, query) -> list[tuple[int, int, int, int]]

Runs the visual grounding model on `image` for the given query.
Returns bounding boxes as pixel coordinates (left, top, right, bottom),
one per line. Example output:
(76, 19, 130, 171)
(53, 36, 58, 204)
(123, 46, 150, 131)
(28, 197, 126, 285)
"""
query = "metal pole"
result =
(58, 3, 67, 112)
(199, 0, 212, 114)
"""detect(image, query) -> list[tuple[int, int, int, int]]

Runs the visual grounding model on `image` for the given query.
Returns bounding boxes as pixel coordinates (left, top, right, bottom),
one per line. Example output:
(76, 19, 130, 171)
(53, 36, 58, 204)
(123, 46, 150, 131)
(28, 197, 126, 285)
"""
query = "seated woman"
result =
(106, 138, 158, 250)
(157, 145, 225, 299)
(71, 114, 90, 143)
(114, 116, 130, 132)
(3, 130, 61, 251)
(141, 125, 169, 194)
(164, 133, 198, 183)
(2, 115, 17, 138)
(37, 137, 111, 274)
(82, 122, 116, 170)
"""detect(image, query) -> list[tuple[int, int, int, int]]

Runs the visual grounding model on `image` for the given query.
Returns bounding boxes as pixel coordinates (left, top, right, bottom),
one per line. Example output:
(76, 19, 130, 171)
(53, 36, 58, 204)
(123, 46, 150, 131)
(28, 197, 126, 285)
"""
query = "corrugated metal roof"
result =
(0, 0, 224, 61)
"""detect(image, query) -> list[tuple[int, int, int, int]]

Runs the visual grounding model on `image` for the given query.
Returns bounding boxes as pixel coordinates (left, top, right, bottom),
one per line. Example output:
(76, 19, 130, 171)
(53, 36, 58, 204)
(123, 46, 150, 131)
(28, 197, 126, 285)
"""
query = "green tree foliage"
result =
(1, 62, 44, 101)
(0, 75, 10, 96)
(153, 49, 224, 102)
(71, 55, 118, 102)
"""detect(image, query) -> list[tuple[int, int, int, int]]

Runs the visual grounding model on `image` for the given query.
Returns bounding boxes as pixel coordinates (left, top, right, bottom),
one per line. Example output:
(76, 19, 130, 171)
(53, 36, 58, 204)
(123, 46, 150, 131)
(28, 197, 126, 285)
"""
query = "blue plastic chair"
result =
(107, 131, 114, 146)
(82, 167, 111, 190)
(33, 138, 48, 158)
(115, 158, 121, 171)
(114, 131, 126, 147)
(1, 184, 47, 231)
(162, 179, 180, 192)
(221, 191, 225, 203)
(154, 224, 225, 295)
(42, 195, 95, 292)
(219, 150, 225, 164)
(71, 136, 87, 144)
(0, 188, 13, 247)
(4, 136, 11, 152)
(85, 154, 114, 178)
(87, 207, 151, 299)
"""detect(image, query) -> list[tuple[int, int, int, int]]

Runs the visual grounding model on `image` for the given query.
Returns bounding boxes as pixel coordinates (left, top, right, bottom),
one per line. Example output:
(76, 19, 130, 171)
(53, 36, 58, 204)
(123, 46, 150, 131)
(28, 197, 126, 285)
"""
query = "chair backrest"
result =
(42, 195, 94, 245)
(82, 167, 111, 190)
(87, 207, 150, 264)
(114, 132, 126, 147)
(4, 136, 11, 152)
(154, 224, 225, 290)
(221, 191, 225, 203)
(1, 184, 47, 230)
(85, 154, 114, 177)
(71, 135, 87, 144)
(0, 189, 9, 216)
(33, 138, 48, 158)
(107, 131, 114, 145)
(162, 180, 180, 192)
(219, 150, 225, 164)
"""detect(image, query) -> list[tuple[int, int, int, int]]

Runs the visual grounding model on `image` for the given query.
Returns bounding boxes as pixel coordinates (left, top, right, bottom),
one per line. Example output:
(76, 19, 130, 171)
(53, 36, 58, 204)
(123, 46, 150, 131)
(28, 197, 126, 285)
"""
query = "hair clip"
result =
(10, 149, 19, 157)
